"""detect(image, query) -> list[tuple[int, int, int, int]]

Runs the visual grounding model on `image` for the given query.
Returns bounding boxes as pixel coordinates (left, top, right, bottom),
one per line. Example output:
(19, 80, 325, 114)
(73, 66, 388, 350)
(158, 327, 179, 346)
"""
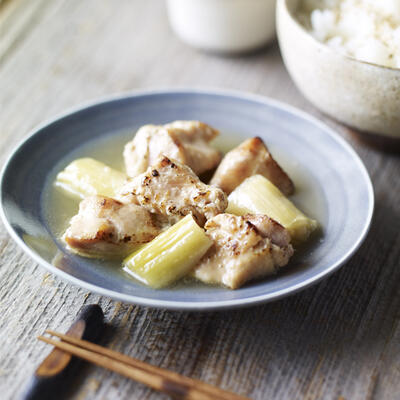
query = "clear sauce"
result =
(43, 131, 326, 284)
(44, 132, 131, 238)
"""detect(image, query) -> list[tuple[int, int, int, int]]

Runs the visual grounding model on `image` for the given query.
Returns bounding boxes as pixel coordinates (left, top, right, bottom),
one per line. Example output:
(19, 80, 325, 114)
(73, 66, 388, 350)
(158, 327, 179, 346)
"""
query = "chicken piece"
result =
(117, 157, 228, 226)
(123, 121, 222, 177)
(193, 213, 294, 289)
(64, 195, 160, 258)
(210, 137, 294, 195)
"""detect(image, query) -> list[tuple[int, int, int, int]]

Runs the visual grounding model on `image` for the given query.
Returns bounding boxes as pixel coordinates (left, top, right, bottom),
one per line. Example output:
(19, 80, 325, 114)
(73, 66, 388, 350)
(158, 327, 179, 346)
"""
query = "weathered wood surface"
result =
(0, 1, 399, 399)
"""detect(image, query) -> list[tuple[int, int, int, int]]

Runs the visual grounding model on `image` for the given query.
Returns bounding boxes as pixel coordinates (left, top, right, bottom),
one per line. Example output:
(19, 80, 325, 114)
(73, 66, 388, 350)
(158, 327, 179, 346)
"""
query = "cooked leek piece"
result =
(55, 158, 127, 199)
(123, 215, 212, 288)
(227, 175, 318, 243)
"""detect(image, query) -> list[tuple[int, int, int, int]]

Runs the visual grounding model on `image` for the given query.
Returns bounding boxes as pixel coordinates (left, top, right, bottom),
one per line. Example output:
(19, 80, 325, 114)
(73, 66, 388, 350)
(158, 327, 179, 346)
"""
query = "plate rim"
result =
(0, 87, 374, 311)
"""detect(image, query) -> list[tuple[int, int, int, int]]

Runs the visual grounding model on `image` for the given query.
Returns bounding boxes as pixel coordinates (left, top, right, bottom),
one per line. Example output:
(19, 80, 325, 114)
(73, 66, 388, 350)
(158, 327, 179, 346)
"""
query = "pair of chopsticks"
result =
(38, 331, 250, 400)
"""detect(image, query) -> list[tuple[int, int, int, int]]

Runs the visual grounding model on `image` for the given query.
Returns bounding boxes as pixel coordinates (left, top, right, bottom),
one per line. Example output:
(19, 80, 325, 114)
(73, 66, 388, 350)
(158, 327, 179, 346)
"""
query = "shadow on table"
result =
(66, 193, 398, 399)
(123, 193, 399, 395)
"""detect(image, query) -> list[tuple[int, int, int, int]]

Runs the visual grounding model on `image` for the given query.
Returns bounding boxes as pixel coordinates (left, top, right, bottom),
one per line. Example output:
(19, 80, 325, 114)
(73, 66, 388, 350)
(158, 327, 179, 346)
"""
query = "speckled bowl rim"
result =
(0, 88, 374, 311)
(281, 0, 400, 73)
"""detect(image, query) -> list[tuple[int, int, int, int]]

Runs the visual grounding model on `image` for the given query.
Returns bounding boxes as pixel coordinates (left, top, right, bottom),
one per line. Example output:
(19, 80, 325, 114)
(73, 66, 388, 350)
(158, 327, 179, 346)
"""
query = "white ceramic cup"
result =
(167, 0, 276, 53)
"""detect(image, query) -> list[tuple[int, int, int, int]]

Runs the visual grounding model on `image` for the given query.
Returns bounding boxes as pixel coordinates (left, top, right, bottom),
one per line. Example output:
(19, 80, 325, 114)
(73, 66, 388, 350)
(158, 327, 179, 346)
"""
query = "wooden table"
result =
(1, 1, 399, 399)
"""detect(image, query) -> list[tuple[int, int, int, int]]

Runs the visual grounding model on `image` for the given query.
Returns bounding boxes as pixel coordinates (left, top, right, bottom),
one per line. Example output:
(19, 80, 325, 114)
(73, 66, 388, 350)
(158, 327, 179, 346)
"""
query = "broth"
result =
(42, 130, 326, 286)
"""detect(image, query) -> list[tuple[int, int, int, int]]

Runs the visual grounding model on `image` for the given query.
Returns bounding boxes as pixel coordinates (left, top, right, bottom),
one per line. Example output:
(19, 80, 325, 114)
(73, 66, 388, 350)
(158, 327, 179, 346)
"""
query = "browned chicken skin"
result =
(123, 121, 222, 177)
(61, 121, 299, 289)
(193, 213, 294, 289)
(210, 137, 294, 195)
(117, 156, 228, 226)
(64, 195, 160, 258)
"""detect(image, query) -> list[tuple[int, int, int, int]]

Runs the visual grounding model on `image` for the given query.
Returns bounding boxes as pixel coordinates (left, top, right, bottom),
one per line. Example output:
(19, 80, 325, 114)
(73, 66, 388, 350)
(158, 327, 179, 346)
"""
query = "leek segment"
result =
(227, 175, 318, 243)
(123, 215, 212, 288)
(55, 158, 127, 199)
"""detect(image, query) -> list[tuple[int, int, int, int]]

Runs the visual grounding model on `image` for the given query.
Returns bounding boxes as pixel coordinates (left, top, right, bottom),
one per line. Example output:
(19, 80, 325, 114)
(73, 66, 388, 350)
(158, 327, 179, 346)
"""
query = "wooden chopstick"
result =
(38, 331, 250, 400)
(46, 329, 230, 398)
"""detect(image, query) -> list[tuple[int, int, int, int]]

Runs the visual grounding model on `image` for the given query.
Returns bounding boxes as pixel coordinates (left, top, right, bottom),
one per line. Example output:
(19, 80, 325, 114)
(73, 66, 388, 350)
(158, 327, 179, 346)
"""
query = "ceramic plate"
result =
(0, 89, 374, 310)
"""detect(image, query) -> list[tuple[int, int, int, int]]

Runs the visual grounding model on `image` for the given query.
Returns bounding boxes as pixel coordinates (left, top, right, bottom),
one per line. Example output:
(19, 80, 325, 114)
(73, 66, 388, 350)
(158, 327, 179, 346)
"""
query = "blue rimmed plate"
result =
(0, 89, 374, 310)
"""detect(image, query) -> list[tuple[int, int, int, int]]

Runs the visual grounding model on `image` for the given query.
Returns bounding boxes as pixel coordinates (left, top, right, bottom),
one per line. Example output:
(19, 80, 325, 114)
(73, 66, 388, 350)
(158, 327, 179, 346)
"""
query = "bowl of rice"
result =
(277, 0, 400, 139)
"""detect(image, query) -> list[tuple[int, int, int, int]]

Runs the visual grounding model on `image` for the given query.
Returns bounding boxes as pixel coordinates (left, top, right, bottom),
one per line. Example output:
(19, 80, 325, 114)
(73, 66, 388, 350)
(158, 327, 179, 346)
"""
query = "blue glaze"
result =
(0, 89, 374, 310)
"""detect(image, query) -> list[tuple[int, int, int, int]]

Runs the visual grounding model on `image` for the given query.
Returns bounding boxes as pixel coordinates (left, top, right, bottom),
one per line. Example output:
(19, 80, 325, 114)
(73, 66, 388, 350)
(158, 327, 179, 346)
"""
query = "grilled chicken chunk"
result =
(64, 195, 159, 258)
(123, 121, 222, 177)
(193, 213, 293, 289)
(117, 156, 228, 226)
(210, 137, 294, 195)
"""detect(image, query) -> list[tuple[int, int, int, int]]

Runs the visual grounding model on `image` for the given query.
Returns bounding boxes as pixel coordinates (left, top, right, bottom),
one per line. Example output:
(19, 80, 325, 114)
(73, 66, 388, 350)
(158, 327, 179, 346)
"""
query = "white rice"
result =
(297, 0, 400, 68)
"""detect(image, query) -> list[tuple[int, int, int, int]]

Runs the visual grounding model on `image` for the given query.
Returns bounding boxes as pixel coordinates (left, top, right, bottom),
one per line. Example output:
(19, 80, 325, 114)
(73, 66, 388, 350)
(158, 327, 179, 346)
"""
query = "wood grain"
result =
(0, 1, 399, 399)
